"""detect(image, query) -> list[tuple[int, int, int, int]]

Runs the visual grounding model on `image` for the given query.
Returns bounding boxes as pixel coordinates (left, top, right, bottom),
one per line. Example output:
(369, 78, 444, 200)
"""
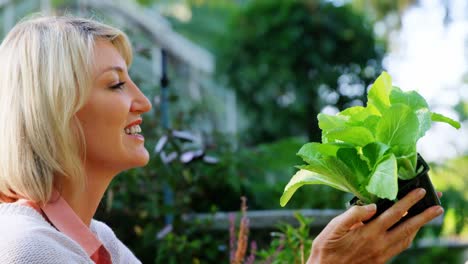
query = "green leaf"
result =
(299, 154, 363, 197)
(294, 142, 368, 201)
(336, 148, 370, 184)
(360, 142, 390, 170)
(389, 87, 434, 140)
(339, 106, 382, 133)
(318, 113, 348, 131)
(366, 154, 398, 200)
(280, 169, 351, 207)
(376, 104, 419, 153)
(297, 142, 342, 163)
(431, 112, 461, 129)
(416, 108, 432, 139)
(359, 115, 381, 135)
(389, 87, 429, 110)
(397, 153, 417, 180)
(297, 143, 358, 181)
(339, 106, 379, 122)
(325, 126, 374, 147)
(298, 157, 349, 182)
(368, 71, 392, 114)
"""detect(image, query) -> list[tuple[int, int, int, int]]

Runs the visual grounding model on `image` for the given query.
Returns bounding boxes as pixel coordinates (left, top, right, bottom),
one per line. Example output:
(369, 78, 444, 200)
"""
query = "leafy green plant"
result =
(280, 71, 461, 206)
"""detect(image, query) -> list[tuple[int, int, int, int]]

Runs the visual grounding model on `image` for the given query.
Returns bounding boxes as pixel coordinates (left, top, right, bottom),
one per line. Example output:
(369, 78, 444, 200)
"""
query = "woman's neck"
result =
(59, 169, 113, 226)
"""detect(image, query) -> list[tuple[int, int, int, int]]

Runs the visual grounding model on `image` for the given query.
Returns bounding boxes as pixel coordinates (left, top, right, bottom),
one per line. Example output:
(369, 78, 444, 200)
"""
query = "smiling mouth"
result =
(124, 125, 141, 135)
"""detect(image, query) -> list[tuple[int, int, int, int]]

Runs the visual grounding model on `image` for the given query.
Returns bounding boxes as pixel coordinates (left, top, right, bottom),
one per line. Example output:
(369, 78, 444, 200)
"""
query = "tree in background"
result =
(218, 0, 384, 144)
(351, 0, 418, 20)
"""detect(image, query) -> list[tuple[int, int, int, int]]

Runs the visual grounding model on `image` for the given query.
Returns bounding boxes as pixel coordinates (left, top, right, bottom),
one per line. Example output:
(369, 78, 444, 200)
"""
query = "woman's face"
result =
(76, 40, 152, 176)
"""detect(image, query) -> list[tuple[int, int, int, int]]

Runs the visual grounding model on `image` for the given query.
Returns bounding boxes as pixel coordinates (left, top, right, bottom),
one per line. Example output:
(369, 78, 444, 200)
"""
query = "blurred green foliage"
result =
(431, 156, 468, 236)
(218, 0, 384, 144)
(256, 213, 313, 264)
(167, 1, 238, 53)
(351, 0, 417, 21)
(391, 245, 467, 264)
(454, 101, 468, 122)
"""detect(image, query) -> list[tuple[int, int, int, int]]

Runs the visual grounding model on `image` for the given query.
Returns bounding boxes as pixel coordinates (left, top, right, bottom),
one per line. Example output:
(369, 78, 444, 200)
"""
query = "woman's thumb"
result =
(329, 204, 377, 235)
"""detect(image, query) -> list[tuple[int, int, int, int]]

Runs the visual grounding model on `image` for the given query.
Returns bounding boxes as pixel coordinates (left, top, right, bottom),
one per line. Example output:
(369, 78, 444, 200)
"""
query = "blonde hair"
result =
(0, 15, 132, 204)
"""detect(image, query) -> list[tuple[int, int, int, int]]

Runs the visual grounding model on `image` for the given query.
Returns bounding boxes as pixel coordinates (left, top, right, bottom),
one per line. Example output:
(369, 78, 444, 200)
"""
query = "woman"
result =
(0, 15, 149, 263)
(0, 15, 443, 264)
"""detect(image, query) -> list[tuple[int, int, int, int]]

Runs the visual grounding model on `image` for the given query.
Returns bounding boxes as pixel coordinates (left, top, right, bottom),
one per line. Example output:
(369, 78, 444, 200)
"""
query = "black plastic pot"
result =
(349, 154, 441, 229)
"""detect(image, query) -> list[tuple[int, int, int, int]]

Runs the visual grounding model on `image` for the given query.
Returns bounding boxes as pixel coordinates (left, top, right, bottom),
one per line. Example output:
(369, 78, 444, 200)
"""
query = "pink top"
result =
(16, 191, 111, 264)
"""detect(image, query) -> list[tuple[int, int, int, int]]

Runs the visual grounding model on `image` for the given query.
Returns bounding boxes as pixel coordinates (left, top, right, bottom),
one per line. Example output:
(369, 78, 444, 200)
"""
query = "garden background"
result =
(0, 0, 466, 263)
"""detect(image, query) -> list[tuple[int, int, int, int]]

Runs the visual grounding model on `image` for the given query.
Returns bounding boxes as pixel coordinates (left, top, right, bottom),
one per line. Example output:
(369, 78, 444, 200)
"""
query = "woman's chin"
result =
(123, 160, 149, 172)
(134, 151, 150, 167)
(113, 149, 150, 172)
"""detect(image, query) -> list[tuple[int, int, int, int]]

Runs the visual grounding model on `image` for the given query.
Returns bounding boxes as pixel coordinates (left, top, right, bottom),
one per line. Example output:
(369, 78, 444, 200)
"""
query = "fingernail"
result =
(435, 206, 444, 215)
(365, 204, 377, 212)
(417, 188, 426, 197)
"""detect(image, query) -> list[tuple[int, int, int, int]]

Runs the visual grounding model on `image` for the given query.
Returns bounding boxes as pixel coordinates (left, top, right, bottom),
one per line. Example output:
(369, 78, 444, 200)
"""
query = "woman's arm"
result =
(307, 188, 443, 264)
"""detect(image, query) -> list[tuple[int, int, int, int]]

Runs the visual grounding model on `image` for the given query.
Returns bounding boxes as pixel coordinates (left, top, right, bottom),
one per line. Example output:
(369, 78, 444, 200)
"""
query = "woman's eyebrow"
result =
(95, 65, 126, 80)
(97, 66, 125, 76)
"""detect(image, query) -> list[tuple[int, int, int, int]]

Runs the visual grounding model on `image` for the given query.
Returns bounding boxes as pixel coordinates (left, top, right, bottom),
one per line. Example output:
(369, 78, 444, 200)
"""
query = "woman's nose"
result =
(129, 82, 152, 113)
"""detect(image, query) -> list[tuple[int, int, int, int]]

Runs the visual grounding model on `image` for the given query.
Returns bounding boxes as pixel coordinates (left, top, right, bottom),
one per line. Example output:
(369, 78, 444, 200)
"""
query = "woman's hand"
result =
(307, 188, 444, 264)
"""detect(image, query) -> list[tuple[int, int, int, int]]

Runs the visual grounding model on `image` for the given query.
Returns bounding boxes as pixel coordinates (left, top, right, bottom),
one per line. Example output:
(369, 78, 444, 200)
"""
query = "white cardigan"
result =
(0, 203, 141, 264)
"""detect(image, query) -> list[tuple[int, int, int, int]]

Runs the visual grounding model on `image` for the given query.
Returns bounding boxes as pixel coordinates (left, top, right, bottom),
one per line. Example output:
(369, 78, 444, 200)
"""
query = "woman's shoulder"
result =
(91, 219, 142, 264)
(0, 203, 92, 263)
(0, 202, 53, 235)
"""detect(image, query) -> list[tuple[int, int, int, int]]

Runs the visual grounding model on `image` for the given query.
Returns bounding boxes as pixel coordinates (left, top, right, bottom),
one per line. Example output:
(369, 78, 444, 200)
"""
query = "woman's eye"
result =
(110, 81, 126, 90)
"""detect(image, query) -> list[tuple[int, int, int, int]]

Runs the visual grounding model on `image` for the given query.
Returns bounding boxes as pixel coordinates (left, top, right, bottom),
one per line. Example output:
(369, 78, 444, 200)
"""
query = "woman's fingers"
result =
(375, 188, 427, 231)
(327, 204, 377, 236)
(308, 189, 444, 264)
(384, 205, 444, 257)
(384, 227, 418, 260)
